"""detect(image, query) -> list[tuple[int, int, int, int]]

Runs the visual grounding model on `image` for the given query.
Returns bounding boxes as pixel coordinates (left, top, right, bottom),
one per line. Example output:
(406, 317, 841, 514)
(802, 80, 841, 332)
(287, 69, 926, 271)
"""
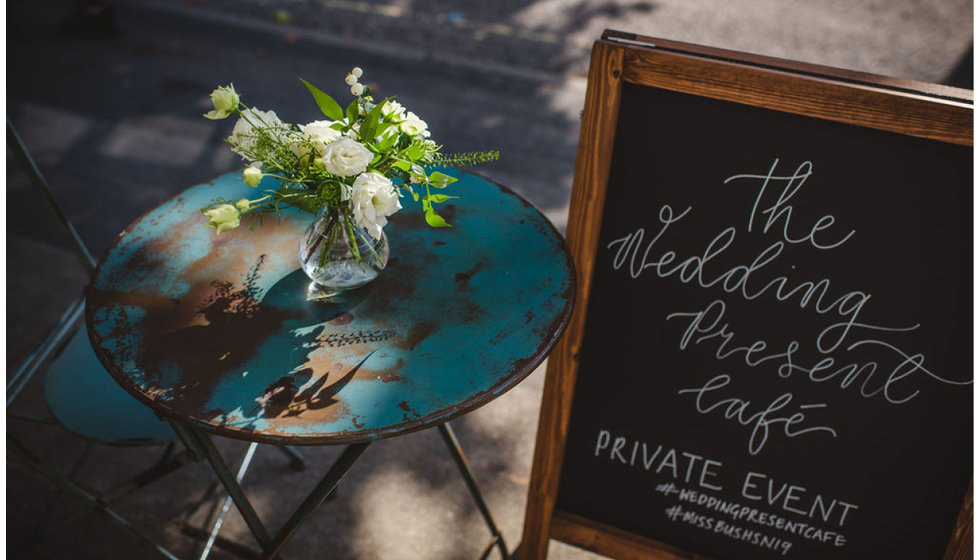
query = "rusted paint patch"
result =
(327, 312, 354, 325)
(454, 261, 484, 284)
(87, 169, 574, 444)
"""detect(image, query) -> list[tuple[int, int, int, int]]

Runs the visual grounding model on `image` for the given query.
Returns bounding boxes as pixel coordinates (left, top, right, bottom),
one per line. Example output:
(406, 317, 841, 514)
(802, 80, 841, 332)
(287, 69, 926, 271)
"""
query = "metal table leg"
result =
(177, 425, 279, 558)
(261, 442, 370, 560)
(438, 422, 509, 559)
(173, 421, 369, 560)
(171, 420, 505, 559)
(199, 442, 259, 560)
(277, 445, 308, 471)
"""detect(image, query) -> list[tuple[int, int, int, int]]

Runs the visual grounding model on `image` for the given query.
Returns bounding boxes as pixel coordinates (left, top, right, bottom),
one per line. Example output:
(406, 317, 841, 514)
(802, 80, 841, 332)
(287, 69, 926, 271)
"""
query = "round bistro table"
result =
(86, 170, 575, 559)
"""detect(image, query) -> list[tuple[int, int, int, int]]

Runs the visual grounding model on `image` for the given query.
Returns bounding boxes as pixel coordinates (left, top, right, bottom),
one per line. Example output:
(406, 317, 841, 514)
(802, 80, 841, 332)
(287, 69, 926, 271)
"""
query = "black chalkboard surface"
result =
(520, 31, 972, 560)
(557, 82, 972, 560)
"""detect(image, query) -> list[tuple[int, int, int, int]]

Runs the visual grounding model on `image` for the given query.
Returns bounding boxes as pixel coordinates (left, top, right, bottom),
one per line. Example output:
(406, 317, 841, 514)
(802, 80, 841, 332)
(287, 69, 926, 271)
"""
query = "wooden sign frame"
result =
(519, 30, 972, 560)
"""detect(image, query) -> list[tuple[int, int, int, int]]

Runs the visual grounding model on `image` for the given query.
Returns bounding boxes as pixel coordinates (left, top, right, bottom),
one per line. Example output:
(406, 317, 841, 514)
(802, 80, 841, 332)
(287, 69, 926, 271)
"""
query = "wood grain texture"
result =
(552, 510, 712, 560)
(619, 46, 972, 146)
(942, 480, 973, 560)
(603, 30, 973, 103)
(517, 39, 625, 560)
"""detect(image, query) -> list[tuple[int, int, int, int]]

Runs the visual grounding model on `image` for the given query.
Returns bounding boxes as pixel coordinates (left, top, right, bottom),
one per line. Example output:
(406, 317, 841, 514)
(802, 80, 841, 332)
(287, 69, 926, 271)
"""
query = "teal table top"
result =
(86, 170, 574, 445)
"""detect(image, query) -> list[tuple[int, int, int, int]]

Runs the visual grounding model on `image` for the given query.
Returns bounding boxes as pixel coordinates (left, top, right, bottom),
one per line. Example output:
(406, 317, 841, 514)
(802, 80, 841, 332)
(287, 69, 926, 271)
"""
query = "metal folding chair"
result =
(6, 119, 305, 559)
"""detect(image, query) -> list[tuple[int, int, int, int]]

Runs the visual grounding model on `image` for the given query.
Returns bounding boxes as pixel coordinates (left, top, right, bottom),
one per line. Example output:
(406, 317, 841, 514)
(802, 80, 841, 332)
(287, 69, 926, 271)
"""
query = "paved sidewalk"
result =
(6, 0, 971, 558)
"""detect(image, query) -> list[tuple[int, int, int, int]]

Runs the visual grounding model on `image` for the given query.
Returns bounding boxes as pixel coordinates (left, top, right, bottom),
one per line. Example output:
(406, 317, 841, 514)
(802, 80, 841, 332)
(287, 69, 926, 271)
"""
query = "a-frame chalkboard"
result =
(520, 30, 972, 560)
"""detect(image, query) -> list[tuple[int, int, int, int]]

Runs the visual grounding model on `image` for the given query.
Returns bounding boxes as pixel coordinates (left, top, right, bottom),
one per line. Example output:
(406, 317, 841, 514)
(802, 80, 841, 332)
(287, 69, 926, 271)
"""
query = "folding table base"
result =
(175, 421, 509, 560)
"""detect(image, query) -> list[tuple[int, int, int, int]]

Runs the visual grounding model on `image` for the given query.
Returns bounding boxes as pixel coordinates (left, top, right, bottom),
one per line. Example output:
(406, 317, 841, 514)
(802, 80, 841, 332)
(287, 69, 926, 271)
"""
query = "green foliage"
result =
(428, 171, 458, 189)
(203, 71, 499, 240)
(358, 98, 389, 142)
(430, 150, 500, 168)
(424, 208, 450, 228)
(300, 78, 344, 121)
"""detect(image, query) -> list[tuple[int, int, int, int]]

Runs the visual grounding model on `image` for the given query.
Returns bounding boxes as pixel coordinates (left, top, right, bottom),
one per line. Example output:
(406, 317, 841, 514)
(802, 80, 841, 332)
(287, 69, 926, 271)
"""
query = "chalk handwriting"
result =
(593, 429, 723, 490)
(741, 472, 858, 527)
(666, 299, 956, 405)
(607, 211, 907, 353)
(724, 159, 854, 250)
(665, 504, 795, 555)
(677, 374, 837, 455)
(605, 160, 971, 417)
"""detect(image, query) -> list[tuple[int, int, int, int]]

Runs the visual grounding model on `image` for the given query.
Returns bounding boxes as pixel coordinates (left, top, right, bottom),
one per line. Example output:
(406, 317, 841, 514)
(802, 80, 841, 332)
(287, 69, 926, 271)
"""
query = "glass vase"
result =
(298, 207, 389, 298)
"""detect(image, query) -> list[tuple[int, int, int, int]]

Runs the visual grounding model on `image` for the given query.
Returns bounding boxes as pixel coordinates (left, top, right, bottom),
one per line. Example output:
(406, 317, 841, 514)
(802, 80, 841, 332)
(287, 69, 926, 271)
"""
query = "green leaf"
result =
(300, 78, 344, 121)
(359, 98, 388, 142)
(425, 208, 451, 228)
(406, 143, 424, 161)
(288, 195, 319, 214)
(392, 160, 412, 171)
(428, 194, 457, 204)
(375, 127, 399, 151)
(346, 99, 359, 124)
(428, 171, 458, 188)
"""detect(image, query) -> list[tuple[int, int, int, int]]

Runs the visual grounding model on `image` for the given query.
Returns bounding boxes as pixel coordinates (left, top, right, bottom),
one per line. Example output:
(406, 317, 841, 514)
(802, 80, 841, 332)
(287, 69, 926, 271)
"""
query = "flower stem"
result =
(302, 211, 337, 266)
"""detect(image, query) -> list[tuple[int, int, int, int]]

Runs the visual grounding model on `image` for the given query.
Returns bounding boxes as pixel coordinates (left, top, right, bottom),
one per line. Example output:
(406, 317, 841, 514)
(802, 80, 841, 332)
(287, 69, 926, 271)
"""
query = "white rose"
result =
(321, 137, 373, 177)
(399, 111, 430, 138)
(229, 107, 282, 153)
(301, 120, 341, 145)
(293, 120, 341, 159)
(350, 172, 401, 240)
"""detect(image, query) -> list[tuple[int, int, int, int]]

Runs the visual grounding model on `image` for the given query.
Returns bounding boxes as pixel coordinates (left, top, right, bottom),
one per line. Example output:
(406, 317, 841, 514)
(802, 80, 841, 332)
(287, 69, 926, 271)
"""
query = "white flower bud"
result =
(351, 67, 363, 78)
(345, 74, 358, 86)
(242, 167, 262, 187)
(203, 204, 241, 234)
(381, 99, 406, 122)
(350, 83, 364, 96)
(204, 84, 240, 120)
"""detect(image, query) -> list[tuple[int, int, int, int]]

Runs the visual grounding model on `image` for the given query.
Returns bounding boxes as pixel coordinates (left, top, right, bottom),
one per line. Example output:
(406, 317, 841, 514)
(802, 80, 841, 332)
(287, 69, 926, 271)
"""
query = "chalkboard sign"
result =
(520, 31, 972, 560)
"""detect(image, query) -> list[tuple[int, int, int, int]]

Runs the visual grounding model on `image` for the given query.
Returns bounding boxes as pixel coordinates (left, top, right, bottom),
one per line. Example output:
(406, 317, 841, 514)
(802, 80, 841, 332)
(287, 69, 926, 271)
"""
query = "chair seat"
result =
(44, 326, 175, 445)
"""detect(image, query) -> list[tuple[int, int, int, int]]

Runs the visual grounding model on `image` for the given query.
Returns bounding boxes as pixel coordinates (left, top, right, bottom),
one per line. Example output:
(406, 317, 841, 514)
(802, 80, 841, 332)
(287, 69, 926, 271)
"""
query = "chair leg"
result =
(7, 296, 85, 407)
(7, 436, 186, 560)
(30, 440, 97, 536)
(15, 439, 195, 540)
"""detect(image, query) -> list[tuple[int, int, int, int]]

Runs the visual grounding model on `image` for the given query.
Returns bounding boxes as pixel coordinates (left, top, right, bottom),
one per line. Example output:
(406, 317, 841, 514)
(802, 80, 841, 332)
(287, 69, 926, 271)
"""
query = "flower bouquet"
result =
(201, 67, 498, 295)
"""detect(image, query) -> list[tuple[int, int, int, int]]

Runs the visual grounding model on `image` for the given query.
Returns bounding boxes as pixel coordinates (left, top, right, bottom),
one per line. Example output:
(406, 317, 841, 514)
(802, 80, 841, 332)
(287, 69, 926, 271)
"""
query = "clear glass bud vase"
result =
(298, 207, 389, 298)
